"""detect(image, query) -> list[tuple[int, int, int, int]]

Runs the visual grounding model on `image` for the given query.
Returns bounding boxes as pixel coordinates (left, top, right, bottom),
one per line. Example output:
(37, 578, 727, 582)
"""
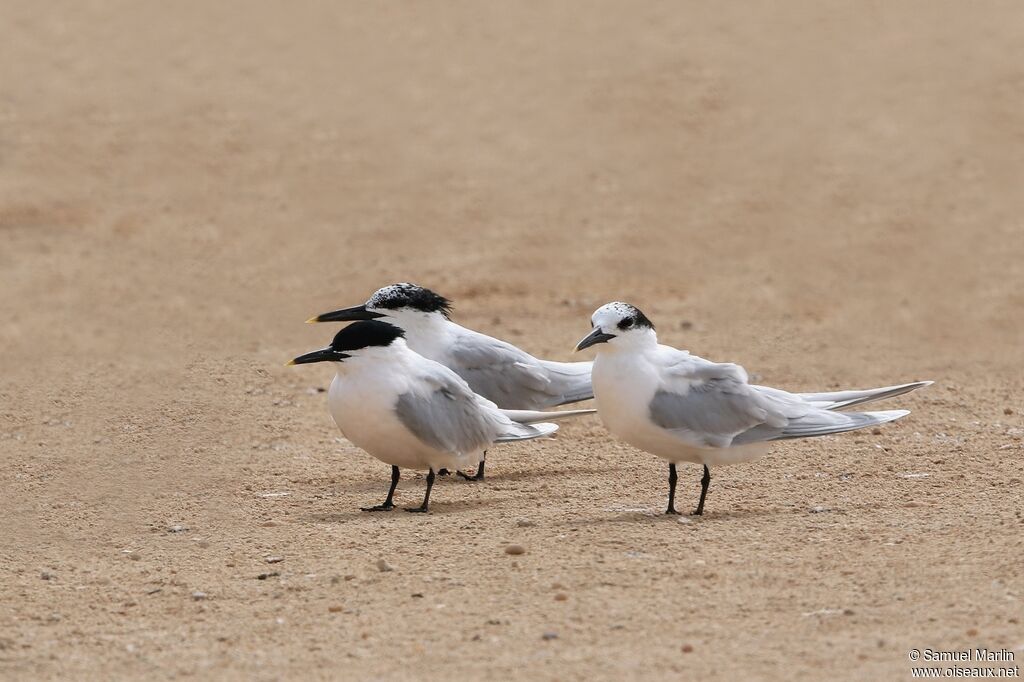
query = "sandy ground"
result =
(2, 1, 1023, 679)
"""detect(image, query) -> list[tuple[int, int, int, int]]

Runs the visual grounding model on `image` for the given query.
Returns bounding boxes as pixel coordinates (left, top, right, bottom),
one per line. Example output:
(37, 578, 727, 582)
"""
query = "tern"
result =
(309, 283, 594, 480)
(290, 320, 591, 513)
(575, 302, 932, 516)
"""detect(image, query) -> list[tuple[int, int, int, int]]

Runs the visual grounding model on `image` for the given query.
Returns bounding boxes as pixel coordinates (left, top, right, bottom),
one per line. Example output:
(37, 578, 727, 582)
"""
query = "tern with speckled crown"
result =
(575, 302, 932, 516)
(289, 320, 592, 513)
(309, 283, 594, 480)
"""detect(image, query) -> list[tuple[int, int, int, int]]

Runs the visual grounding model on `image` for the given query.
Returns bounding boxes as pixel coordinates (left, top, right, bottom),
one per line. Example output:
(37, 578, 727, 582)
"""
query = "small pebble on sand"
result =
(376, 559, 394, 572)
(681, 644, 694, 653)
(542, 632, 558, 641)
(265, 556, 284, 564)
(505, 544, 526, 555)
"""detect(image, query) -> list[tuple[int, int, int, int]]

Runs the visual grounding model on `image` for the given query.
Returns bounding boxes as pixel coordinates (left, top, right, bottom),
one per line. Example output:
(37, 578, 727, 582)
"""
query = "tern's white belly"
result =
(593, 355, 769, 466)
(327, 375, 466, 472)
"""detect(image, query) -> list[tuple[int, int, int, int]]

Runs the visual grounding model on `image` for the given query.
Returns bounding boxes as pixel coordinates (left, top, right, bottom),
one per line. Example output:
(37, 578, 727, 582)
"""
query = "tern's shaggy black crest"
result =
(330, 320, 405, 352)
(368, 283, 453, 318)
(616, 304, 656, 331)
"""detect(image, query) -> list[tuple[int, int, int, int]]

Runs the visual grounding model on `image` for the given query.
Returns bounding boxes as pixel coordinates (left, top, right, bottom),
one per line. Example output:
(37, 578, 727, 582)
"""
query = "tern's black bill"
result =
(308, 304, 385, 324)
(575, 328, 616, 352)
(288, 348, 349, 365)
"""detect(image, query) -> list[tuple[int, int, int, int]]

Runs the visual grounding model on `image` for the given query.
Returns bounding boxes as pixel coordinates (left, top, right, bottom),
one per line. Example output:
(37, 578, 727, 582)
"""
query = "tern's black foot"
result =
(456, 458, 485, 481)
(404, 468, 435, 513)
(360, 502, 396, 512)
(690, 509, 704, 516)
(437, 469, 451, 476)
(665, 507, 681, 515)
(362, 466, 401, 511)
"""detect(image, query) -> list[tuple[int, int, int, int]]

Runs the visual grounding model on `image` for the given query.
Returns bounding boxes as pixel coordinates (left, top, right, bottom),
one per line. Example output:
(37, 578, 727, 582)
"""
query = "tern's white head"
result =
(575, 302, 657, 353)
(289, 320, 408, 372)
(309, 283, 453, 332)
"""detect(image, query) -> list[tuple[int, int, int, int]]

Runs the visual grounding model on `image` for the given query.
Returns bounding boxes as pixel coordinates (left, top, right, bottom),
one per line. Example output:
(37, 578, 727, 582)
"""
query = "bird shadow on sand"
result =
(319, 465, 610, 495)
(302, 492, 549, 523)
(564, 506, 779, 527)
(438, 465, 610, 484)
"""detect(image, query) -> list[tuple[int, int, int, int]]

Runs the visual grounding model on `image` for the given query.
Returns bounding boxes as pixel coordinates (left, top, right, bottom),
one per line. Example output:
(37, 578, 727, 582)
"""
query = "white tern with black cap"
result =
(289, 320, 592, 513)
(575, 302, 932, 516)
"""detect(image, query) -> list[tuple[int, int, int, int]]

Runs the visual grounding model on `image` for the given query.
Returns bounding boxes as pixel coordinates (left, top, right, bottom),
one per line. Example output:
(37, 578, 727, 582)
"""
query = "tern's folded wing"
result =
(395, 386, 495, 456)
(653, 348, 916, 448)
(449, 331, 560, 409)
(650, 380, 771, 448)
(651, 351, 787, 448)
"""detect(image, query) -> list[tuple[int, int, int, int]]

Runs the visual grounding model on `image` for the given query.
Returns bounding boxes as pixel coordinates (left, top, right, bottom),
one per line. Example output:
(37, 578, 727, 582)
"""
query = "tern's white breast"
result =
(327, 366, 462, 472)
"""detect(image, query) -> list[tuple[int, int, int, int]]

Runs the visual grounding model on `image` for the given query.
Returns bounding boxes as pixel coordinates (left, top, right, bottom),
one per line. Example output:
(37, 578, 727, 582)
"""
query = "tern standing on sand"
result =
(575, 302, 931, 515)
(290, 321, 591, 513)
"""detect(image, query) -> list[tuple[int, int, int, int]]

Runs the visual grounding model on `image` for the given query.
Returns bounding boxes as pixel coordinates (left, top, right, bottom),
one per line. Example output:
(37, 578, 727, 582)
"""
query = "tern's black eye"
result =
(617, 317, 635, 330)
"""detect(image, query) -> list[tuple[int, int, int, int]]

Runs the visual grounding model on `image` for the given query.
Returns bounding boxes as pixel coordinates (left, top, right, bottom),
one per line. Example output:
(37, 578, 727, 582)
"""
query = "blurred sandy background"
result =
(2, 1, 1022, 679)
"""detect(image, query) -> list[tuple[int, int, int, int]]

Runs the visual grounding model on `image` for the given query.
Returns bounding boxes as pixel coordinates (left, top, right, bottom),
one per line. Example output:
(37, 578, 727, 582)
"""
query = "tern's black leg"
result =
(457, 452, 486, 481)
(404, 468, 435, 513)
(692, 465, 711, 516)
(361, 465, 400, 512)
(665, 462, 680, 515)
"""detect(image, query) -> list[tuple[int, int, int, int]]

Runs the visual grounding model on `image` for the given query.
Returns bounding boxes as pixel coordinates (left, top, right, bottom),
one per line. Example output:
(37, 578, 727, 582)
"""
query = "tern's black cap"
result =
(330, 320, 405, 352)
(368, 283, 452, 317)
(612, 303, 655, 331)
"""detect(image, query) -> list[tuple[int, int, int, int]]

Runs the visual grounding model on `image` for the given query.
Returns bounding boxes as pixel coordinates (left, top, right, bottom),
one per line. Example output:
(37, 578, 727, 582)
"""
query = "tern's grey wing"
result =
(650, 377, 776, 448)
(537, 359, 594, 405)
(395, 373, 496, 456)
(448, 332, 561, 410)
(653, 349, 915, 448)
(732, 408, 909, 444)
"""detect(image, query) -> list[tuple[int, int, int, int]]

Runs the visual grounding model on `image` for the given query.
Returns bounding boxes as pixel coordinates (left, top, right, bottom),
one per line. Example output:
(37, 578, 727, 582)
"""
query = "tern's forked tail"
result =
(794, 381, 934, 411)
